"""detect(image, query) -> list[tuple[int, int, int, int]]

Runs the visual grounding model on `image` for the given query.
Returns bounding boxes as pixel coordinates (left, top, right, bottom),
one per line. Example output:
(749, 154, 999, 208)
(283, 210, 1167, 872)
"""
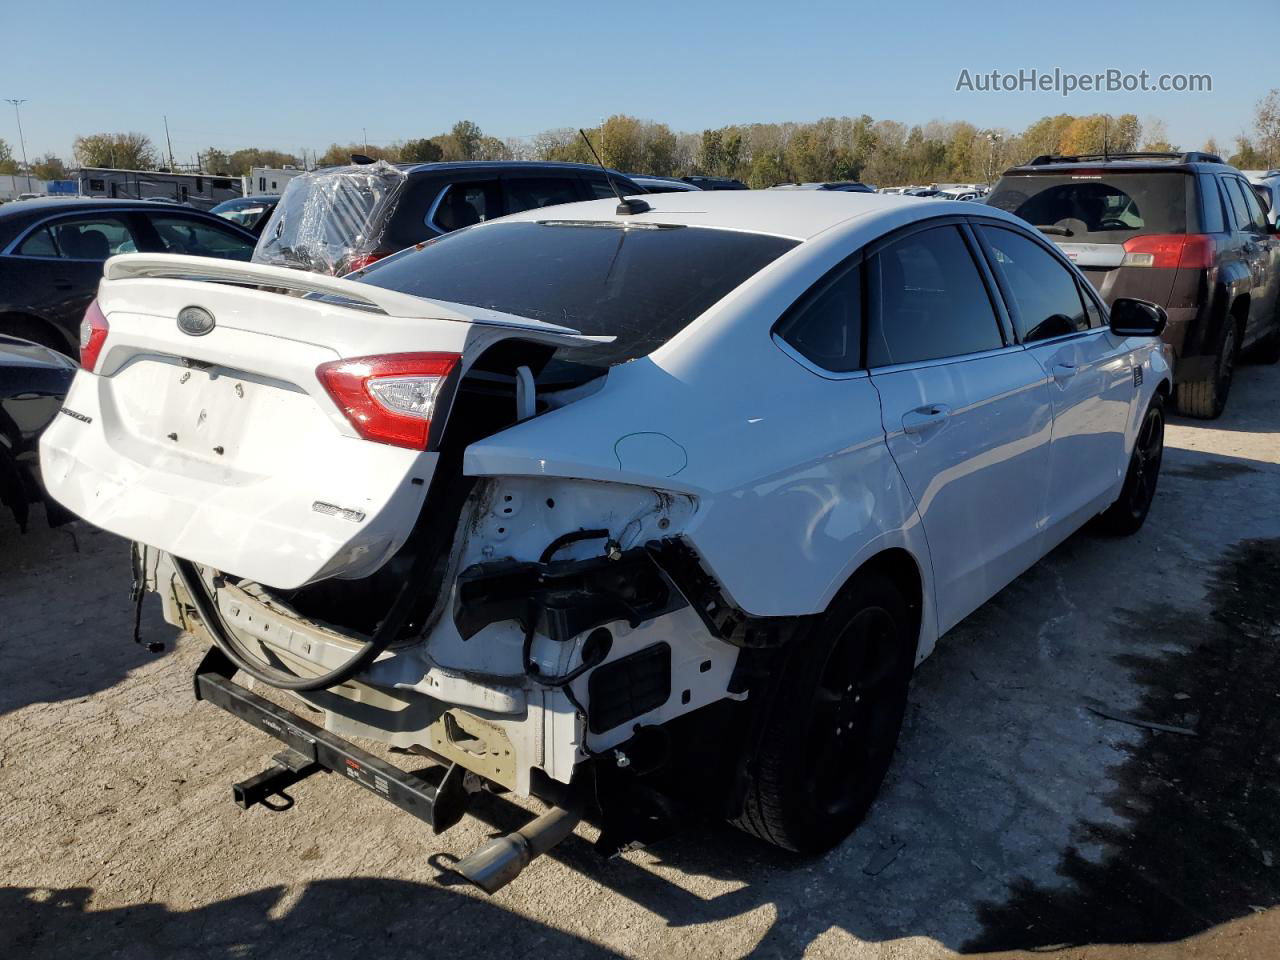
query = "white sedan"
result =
(41, 191, 1172, 887)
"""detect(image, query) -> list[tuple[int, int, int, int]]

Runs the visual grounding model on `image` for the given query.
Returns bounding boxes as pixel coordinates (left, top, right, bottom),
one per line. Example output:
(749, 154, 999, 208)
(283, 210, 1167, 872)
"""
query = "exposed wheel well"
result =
(0, 312, 74, 354)
(842, 548, 925, 660)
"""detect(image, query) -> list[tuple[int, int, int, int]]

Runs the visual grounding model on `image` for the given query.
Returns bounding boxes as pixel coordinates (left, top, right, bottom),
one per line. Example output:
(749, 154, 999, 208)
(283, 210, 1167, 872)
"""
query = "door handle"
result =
(902, 404, 951, 435)
(1052, 361, 1078, 383)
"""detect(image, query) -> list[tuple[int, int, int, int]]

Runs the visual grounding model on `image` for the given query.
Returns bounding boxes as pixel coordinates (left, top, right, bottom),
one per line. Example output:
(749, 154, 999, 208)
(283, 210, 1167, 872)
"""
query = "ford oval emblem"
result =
(177, 306, 215, 337)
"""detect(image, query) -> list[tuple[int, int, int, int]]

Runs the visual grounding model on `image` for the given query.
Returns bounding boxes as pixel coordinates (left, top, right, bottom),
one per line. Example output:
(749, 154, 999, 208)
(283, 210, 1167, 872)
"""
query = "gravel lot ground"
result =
(3, 364, 1279, 959)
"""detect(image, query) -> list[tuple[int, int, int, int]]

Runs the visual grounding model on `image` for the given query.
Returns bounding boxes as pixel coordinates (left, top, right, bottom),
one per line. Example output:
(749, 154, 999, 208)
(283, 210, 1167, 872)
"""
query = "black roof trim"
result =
(1027, 150, 1225, 166)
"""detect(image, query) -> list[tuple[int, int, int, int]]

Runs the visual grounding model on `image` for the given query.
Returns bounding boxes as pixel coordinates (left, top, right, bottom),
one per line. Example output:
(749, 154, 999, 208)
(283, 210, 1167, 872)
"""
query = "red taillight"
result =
(79, 299, 109, 372)
(343, 252, 386, 274)
(316, 352, 460, 450)
(1122, 234, 1215, 270)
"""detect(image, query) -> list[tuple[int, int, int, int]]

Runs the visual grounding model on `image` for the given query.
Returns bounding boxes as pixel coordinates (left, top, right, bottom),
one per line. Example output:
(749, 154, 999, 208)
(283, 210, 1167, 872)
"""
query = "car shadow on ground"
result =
(3, 881, 623, 960)
(0, 509, 171, 718)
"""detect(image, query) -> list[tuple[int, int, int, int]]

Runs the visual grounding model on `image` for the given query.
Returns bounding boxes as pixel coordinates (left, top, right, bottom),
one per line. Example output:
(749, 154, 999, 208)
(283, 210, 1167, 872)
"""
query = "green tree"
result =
(401, 138, 443, 162)
(73, 132, 158, 169)
(436, 121, 484, 161)
(30, 153, 68, 180)
(641, 123, 678, 176)
(1254, 89, 1280, 167)
(748, 151, 787, 188)
(0, 138, 17, 175)
(199, 148, 232, 175)
(317, 143, 396, 166)
(600, 115, 644, 172)
(227, 148, 302, 173)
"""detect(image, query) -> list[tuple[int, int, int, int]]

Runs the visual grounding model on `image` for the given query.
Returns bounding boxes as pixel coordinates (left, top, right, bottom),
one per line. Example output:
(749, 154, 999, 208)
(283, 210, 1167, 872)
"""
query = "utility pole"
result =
(4, 98, 31, 193)
(363, 128, 368, 153)
(163, 115, 176, 170)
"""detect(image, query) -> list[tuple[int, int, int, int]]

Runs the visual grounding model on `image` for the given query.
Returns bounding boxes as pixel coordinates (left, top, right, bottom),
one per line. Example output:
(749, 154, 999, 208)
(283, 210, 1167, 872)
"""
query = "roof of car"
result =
(1004, 151, 1235, 175)
(495, 190, 1015, 242)
(398, 160, 633, 177)
(0, 196, 225, 218)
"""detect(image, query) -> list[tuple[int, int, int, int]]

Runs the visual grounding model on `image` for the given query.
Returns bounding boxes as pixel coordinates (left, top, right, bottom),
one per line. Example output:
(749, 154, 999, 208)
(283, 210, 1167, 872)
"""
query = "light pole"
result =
(4, 98, 31, 194)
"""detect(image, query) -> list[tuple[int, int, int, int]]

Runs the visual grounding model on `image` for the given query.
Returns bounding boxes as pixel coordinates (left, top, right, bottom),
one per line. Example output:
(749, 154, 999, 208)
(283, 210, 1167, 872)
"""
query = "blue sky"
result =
(5, 0, 1273, 163)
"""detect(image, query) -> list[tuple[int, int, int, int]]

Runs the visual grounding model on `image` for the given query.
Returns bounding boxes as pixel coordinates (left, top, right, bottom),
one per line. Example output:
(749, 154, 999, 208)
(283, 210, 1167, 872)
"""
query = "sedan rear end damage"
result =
(134, 467, 757, 886)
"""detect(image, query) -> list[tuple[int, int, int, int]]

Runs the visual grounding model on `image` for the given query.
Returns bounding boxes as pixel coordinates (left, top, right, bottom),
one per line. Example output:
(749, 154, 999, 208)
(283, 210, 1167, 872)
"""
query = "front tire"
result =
(733, 574, 915, 853)
(1098, 393, 1165, 536)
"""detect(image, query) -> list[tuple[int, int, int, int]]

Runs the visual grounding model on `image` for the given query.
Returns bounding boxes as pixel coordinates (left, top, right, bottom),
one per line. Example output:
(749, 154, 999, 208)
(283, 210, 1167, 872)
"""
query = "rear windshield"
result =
(987, 172, 1191, 243)
(358, 221, 798, 369)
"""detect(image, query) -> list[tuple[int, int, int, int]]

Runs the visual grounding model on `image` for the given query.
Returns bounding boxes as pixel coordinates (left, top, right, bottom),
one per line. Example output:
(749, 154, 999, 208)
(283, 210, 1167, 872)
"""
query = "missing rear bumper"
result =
(194, 645, 470, 833)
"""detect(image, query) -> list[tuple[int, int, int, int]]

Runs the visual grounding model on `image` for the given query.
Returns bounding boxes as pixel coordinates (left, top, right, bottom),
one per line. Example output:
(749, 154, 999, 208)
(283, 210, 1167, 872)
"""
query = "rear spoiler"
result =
(102, 253, 610, 341)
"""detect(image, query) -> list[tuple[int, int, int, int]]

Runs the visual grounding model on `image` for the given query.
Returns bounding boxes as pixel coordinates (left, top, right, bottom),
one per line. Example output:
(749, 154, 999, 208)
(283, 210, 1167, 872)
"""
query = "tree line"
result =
(4, 90, 1278, 189)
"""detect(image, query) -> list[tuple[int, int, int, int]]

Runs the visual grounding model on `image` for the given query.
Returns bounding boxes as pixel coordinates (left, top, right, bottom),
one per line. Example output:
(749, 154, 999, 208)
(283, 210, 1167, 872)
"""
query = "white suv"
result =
(41, 191, 1172, 890)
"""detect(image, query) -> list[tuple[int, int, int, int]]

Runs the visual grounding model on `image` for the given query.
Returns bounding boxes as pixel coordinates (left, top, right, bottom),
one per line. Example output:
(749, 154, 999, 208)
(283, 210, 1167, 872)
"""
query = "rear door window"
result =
(430, 180, 500, 232)
(866, 225, 1004, 366)
(978, 225, 1090, 342)
(503, 176, 583, 214)
(146, 215, 254, 260)
(17, 216, 138, 259)
(988, 173, 1189, 243)
(1231, 178, 1269, 234)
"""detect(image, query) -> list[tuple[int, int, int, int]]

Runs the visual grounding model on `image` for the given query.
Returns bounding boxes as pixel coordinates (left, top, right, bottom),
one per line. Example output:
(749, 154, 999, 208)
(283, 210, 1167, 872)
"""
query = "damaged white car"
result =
(40, 191, 1172, 890)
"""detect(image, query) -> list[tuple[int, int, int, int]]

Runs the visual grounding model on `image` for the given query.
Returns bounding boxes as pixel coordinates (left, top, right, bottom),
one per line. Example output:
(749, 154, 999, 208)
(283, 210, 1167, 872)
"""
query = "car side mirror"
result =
(1109, 298, 1168, 337)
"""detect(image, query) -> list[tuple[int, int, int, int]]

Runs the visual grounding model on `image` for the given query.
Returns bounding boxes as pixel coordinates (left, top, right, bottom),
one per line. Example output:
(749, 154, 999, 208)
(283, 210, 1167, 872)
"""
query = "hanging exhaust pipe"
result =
(450, 801, 582, 894)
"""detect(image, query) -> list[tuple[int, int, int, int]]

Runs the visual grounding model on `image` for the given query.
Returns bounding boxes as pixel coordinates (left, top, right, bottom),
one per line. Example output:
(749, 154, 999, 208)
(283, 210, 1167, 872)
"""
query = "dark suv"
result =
(255, 161, 644, 276)
(989, 152, 1280, 418)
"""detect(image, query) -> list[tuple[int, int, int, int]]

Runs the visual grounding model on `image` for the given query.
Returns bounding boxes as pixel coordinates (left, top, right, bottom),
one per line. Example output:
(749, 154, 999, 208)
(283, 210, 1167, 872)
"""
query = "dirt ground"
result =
(3, 364, 1279, 960)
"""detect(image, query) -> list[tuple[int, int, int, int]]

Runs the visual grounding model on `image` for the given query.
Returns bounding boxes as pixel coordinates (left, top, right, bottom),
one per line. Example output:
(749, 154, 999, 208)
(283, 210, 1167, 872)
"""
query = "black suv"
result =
(989, 152, 1280, 418)
(0, 198, 257, 354)
(255, 161, 645, 275)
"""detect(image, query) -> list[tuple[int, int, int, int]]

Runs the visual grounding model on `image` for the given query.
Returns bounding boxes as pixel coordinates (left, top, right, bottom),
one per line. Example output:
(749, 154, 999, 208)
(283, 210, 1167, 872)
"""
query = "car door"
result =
(7, 212, 143, 348)
(1224, 176, 1279, 347)
(974, 222, 1136, 543)
(866, 221, 1054, 634)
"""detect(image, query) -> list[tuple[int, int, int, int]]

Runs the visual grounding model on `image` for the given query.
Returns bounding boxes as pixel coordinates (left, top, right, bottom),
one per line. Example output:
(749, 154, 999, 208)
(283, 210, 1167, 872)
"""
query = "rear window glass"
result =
(988, 173, 1190, 243)
(358, 221, 798, 370)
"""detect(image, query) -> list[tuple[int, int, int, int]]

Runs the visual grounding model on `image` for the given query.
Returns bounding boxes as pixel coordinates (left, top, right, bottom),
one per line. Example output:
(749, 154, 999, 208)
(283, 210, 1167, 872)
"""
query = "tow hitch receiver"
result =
(195, 646, 470, 832)
(233, 748, 321, 811)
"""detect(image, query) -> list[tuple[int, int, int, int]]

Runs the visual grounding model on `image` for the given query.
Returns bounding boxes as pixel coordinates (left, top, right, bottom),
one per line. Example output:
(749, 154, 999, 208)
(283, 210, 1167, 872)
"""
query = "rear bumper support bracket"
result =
(194, 645, 470, 833)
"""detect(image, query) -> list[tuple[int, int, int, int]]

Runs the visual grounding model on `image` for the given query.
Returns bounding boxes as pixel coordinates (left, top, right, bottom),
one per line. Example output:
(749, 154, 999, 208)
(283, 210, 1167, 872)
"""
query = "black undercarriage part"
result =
(194, 645, 470, 832)
(453, 544, 686, 644)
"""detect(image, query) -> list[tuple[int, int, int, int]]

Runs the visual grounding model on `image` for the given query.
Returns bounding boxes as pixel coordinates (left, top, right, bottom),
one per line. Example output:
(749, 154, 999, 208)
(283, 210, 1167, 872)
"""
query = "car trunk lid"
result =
(39, 253, 609, 590)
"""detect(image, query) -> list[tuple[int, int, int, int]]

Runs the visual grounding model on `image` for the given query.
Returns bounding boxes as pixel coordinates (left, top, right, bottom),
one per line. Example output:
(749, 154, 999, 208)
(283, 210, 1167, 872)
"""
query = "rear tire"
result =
(1175, 318, 1237, 419)
(733, 574, 915, 853)
(1098, 393, 1165, 536)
